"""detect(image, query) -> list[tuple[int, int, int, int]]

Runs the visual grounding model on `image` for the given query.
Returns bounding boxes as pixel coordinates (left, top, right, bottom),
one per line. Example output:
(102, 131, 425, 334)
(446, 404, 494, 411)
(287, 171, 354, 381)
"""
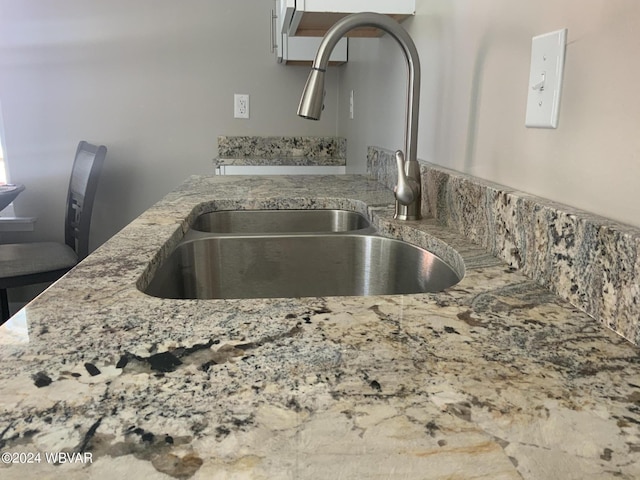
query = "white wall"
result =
(0, 0, 340, 249)
(338, 0, 640, 228)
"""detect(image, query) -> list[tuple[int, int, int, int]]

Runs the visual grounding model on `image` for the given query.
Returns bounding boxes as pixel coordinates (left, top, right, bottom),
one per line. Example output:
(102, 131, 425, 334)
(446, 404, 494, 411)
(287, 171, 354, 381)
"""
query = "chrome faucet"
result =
(297, 12, 422, 220)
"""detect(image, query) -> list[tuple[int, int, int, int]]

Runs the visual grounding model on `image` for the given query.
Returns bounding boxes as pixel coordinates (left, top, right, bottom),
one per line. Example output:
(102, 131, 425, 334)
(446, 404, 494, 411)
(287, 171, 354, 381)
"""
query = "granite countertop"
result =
(0, 174, 638, 479)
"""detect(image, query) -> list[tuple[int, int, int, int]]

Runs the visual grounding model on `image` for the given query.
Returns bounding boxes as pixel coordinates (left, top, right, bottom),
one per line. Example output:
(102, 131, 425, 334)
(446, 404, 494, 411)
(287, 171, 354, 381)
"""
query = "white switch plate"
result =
(525, 28, 567, 128)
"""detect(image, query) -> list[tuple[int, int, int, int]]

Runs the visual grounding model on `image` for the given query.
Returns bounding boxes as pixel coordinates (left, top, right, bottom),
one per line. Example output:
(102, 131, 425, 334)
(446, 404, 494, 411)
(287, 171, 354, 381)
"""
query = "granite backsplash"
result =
(368, 146, 640, 346)
(216, 136, 347, 167)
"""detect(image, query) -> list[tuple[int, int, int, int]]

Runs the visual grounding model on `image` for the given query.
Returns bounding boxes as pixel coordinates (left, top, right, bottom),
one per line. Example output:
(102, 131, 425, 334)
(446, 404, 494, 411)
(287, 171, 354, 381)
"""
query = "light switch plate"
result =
(525, 28, 567, 128)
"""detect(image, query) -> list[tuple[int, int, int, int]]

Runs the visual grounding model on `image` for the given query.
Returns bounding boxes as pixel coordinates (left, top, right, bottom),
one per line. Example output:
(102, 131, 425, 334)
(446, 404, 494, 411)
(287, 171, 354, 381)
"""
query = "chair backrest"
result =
(64, 141, 107, 260)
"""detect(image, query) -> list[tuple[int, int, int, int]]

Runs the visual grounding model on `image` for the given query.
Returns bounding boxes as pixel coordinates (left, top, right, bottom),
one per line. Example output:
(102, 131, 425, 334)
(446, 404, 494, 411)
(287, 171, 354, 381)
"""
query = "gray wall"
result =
(2, 0, 639, 246)
(338, 0, 640, 228)
(0, 0, 340, 250)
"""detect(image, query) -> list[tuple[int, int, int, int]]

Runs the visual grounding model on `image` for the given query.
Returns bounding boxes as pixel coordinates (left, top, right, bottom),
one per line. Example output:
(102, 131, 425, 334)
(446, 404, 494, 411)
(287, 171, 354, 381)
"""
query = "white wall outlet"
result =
(525, 28, 567, 128)
(234, 94, 249, 119)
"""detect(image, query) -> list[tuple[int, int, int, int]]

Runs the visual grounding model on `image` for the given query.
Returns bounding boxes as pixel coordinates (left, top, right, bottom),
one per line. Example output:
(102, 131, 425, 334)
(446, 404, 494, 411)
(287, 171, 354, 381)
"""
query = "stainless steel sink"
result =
(142, 234, 461, 300)
(193, 209, 371, 234)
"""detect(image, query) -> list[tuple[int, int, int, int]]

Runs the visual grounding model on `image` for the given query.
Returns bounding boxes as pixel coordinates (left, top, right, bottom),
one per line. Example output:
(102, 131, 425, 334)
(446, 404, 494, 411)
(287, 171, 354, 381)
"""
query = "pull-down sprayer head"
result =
(297, 68, 325, 120)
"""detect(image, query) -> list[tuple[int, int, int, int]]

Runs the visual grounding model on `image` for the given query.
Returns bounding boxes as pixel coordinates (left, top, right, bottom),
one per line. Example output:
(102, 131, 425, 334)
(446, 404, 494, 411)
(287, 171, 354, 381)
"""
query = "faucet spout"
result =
(297, 12, 422, 220)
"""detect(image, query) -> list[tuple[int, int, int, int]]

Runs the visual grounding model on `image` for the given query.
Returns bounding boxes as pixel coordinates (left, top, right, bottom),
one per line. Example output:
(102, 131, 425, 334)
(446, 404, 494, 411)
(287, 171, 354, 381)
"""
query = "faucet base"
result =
(394, 214, 421, 221)
(394, 202, 421, 221)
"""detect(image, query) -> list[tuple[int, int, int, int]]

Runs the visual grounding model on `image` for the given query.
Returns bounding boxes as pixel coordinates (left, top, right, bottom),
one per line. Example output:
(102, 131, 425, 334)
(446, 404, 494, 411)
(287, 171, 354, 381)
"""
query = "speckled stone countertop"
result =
(215, 136, 347, 167)
(0, 175, 638, 480)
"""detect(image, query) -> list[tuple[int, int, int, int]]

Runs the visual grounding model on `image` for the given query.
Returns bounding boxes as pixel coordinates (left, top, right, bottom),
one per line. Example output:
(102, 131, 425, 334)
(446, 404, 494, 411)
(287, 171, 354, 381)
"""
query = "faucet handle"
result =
(395, 149, 406, 172)
(394, 149, 418, 206)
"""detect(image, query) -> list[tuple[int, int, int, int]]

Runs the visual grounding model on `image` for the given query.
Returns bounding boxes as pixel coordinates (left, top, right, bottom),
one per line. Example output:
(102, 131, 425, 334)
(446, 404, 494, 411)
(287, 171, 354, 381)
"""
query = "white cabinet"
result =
(282, 0, 415, 37)
(273, 0, 347, 65)
(271, 0, 415, 65)
(275, 33, 347, 65)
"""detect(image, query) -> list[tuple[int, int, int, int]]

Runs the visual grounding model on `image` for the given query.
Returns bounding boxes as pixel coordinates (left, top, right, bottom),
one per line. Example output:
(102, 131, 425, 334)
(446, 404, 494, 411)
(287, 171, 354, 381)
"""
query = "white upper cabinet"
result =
(283, 0, 416, 37)
(273, 0, 348, 65)
(271, 0, 415, 65)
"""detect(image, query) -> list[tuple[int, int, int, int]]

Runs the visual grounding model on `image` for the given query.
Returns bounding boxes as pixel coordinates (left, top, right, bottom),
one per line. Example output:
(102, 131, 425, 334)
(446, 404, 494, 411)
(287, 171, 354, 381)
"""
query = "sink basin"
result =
(193, 209, 370, 234)
(142, 234, 461, 300)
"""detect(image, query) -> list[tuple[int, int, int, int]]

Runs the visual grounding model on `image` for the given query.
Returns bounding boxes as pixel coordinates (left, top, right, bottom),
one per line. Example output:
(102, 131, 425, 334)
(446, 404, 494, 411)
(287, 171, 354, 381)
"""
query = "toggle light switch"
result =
(531, 72, 546, 92)
(525, 29, 567, 128)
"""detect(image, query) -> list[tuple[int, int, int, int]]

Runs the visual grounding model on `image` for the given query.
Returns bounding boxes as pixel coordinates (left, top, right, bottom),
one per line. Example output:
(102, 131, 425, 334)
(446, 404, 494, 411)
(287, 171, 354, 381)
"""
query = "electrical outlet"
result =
(234, 94, 249, 119)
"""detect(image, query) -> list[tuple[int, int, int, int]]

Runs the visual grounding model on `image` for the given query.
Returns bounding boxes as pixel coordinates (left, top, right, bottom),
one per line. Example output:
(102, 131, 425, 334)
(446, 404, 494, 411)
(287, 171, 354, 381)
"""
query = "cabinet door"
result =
(274, 0, 347, 65)
(279, 0, 296, 34)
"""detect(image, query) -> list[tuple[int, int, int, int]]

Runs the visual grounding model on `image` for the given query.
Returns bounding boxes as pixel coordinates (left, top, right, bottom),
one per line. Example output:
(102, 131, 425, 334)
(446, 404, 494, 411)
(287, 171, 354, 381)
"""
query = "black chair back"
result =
(64, 141, 107, 260)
